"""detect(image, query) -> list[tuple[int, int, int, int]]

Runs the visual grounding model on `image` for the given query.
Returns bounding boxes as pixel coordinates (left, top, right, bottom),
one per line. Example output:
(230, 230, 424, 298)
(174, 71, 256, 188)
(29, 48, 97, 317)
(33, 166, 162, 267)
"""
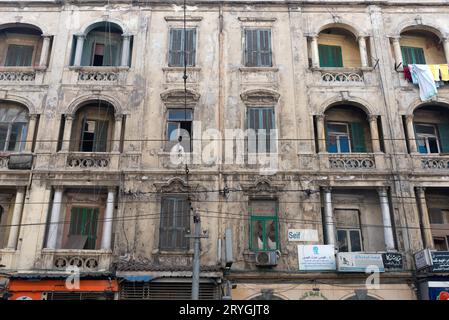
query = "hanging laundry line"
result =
(403, 64, 449, 101)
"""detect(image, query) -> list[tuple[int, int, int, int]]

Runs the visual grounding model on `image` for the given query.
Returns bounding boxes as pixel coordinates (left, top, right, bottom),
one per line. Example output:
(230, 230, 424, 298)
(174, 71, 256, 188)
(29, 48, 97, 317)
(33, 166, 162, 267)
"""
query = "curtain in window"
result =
(5, 45, 34, 67)
(318, 45, 343, 68)
(80, 32, 122, 66)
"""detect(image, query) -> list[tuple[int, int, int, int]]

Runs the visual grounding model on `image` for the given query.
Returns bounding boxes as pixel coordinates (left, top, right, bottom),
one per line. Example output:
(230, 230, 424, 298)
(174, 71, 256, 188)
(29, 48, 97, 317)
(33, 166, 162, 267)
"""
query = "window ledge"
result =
(311, 67, 372, 72)
(239, 66, 279, 72)
(41, 248, 112, 254)
(162, 66, 201, 72)
(68, 66, 130, 72)
(0, 66, 45, 72)
(152, 248, 194, 256)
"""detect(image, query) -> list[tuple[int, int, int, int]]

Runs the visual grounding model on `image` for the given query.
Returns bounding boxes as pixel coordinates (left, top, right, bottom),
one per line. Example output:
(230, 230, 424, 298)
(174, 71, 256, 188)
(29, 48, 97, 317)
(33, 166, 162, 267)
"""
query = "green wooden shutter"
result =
(103, 43, 119, 66)
(79, 116, 87, 151)
(5, 45, 33, 66)
(169, 29, 183, 67)
(258, 29, 272, 67)
(438, 123, 449, 153)
(350, 122, 366, 152)
(81, 36, 95, 66)
(185, 29, 196, 67)
(245, 29, 258, 67)
(94, 120, 109, 152)
(69, 208, 99, 250)
(318, 45, 343, 67)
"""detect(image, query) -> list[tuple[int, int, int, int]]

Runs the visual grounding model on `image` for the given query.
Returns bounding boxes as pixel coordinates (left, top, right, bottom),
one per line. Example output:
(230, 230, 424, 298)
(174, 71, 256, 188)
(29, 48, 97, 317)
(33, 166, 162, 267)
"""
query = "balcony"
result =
(0, 248, 18, 270)
(0, 67, 45, 85)
(309, 67, 378, 87)
(66, 66, 129, 86)
(39, 249, 112, 272)
(412, 154, 449, 171)
(318, 153, 380, 171)
(35, 152, 120, 171)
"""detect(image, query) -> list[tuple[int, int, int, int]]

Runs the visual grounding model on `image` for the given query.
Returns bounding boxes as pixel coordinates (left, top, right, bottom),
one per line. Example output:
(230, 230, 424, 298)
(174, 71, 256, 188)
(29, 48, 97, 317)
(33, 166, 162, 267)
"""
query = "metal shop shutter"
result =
(119, 281, 220, 300)
(44, 291, 112, 300)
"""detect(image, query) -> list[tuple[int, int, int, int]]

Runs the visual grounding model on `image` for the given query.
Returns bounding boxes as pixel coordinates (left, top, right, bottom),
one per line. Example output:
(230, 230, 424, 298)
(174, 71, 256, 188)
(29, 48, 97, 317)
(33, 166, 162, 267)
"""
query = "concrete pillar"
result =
(39, 35, 51, 68)
(101, 188, 115, 250)
(358, 36, 369, 68)
(416, 187, 434, 250)
(73, 34, 86, 67)
(6, 187, 25, 249)
(391, 37, 403, 70)
(377, 188, 395, 251)
(46, 187, 63, 249)
(24, 114, 37, 152)
(121, 34, 131, 67)
(61, 115, 74, 152)
(310, 35, 320, 68)
(405, 114, 418, 153)
(368, 115, 381, 153)
(316, 114, 326, 153)
(323, 187, 336, 246)
(112, 114, 123, 152)
(442, 38, 449, 64)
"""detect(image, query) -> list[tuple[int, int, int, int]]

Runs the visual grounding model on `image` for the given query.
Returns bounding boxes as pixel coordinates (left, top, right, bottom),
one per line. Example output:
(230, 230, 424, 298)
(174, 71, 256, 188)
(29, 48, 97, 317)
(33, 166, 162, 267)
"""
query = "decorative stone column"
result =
(310, 35, 320, 68)
(416, 187, 434, 250)
(316, 114, 326, 153)
(73, 34, 86, 67)
(61, 115, 74, 152)
(101, 188, 115, 250)
(6, 187, 25, 250)
(358, 36, 369, 68)
(24, 114, 38, 152)
(377, 188, 395, 251)
(112, 114, 123, 152)
(442, 37, 449, 64)
(38, 35, 52, 68)
(46, 187, 63, 249)
(323, 187, 336, 246)
(391, 37, 403, 70)
(368, 115, 381, 153)
(405, 114, 418, 153)
(121, 34, 132, 67)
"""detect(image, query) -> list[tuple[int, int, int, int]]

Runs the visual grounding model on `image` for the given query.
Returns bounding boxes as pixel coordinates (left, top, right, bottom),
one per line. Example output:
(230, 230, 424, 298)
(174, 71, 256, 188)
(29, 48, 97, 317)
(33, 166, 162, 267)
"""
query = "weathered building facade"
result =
(0, 0, 449, 300)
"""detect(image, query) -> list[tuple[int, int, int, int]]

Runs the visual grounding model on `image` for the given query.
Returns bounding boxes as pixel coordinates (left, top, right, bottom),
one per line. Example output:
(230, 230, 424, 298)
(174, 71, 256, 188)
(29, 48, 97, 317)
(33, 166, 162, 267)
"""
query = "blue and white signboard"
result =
(298, 245, 336, 271)
(337, 252, 385, 272)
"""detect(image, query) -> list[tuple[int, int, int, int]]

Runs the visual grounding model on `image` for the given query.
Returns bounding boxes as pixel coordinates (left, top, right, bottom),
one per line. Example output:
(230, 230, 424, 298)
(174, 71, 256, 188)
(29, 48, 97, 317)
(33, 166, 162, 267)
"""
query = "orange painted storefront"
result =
(8, 279, 118, 300)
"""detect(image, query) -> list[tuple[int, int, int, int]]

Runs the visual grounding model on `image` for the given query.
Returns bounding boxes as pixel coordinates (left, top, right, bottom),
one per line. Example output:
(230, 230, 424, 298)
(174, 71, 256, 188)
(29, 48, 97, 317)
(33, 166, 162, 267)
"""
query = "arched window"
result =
(0, 103, 29, 152)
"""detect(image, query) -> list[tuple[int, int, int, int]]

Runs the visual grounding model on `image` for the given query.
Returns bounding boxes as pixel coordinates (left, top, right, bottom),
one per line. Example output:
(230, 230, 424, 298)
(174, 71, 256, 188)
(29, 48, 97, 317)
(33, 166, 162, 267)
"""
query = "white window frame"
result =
(327, 121, 352, 153)
(415, 123, 441, 154)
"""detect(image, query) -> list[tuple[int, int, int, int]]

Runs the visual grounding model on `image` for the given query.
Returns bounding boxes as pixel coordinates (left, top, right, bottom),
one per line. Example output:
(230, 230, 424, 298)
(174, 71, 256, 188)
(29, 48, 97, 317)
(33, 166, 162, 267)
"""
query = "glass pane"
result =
(339, 136, 350, 153)
(417, 138, 427, 154)
(337, 230, 348, 252)
(434, 238, 447, 251)
(0, 123, 7, 151)
(429, 208, 443, 224)
(349, 230, 362, 252)
(265, 219, 277, 250)
(7, 122, 27, 151)
(327, 134, 338, 153)
(443, 210, 449, 224)
(251, 219, 264, 250)
(428, 137, 440, 153)
(167, 122, 179, 141)
(168, 109, 193, 121)
(415, 124, 436, 135)
(327, 123, 348, 134)
(250, 200, 276, 216)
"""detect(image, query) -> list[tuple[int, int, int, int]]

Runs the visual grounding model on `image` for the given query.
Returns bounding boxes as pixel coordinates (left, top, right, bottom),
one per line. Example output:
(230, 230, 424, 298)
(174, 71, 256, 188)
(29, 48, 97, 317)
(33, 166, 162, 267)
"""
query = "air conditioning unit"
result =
(255, 251, 278, 267)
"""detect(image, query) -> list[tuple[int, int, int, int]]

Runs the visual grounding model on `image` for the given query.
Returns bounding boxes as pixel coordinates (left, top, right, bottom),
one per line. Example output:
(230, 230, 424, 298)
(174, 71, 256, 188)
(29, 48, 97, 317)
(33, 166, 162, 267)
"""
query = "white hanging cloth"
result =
(410, 64, 438, 101)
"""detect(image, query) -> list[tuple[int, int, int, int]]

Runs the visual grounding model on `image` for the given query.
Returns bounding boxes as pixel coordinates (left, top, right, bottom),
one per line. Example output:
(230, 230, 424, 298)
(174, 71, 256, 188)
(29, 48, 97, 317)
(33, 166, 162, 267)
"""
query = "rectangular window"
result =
(5, 44, 34, 67)
(244, 29, 272, 67)
(335, 209, 363, 252)
(415, 123, 440, 154)
(429, 208, 449, 224)
(247, 107, 276, 153)
(249, 200, 278, 251)
(433, 237, 449, 251)
(80, 119, 109, 152)
(159, 196, 190, 251)
(169, 28, 196, 67)
(401, 46, 426, 65)
(166, 109, 193, 152)
(326, 122, 351, 153)
(67, 207, 99, 250)
(318, 44, 343, 68)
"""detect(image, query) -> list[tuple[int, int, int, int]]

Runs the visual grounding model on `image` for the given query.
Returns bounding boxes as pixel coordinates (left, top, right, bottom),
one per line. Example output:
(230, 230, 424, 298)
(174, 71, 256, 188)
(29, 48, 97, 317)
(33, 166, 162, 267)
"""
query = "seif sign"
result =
(298, 245, 336, 271)
(337, 252, 385, 272)
(288, 229, 319, 242)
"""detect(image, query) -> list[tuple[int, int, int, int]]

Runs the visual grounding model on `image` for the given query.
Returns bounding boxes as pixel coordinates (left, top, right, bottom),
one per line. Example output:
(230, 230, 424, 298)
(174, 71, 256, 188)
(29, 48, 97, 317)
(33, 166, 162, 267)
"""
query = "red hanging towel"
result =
(403, 65, 412, 82)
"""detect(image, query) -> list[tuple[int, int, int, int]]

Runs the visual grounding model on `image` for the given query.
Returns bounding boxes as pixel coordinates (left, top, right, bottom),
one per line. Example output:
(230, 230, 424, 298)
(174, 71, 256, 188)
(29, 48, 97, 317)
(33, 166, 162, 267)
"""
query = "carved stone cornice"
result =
(240, 89, 280, 106)
(240, 178, 284, 196)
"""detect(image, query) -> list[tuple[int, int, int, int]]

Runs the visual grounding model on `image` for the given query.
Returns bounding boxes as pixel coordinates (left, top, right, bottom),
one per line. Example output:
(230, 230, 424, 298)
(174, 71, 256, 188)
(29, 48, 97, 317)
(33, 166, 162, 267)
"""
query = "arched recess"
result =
(317, 95, 376, 116)
(66, 94, 123, 116)
(78, 18, 128, 36)
(316, 22, 362, 39)
(392, 18, 446, 40)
